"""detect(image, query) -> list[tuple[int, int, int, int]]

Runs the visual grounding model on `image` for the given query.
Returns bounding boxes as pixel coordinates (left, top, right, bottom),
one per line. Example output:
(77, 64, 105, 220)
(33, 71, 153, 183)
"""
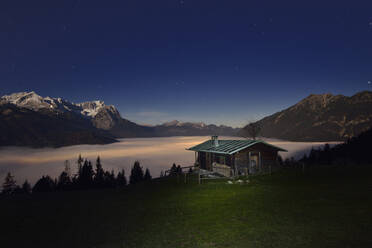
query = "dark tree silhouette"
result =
(2, 172, 17, 195)
(243, 122, 262, 140)
(94, 156, 105, 187)
(58, 171, 71, 190)
(129, 161, 144, 184)
(110, 170, 117, 187)
(102, 170, 116, 188)
(33, 176, 56, 193)
(300, 128, 372, 166)
(77, 154, 83, 176)
(116, 169, 127, 187)
(21, 180, 32, 194)
(76, 159, 95, 189)
(144, 168, 152, 181)
(57, 160, 72, 190)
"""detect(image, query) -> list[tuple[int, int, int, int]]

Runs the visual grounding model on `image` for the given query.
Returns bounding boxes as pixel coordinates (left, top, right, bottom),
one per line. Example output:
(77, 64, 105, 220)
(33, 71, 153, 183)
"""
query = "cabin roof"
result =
(187, 139, 287, 155)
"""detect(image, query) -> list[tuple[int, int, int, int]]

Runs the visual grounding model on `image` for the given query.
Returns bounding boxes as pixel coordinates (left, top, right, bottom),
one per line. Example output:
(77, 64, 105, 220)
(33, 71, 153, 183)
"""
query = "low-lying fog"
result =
(0, 136, 339, 185)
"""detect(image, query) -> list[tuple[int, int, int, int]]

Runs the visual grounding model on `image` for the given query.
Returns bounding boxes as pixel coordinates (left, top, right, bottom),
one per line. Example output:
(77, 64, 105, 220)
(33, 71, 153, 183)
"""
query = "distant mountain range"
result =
(2, 90, 371, 147)
(246, 91, 372, 141)
(0, 92, 239, 147)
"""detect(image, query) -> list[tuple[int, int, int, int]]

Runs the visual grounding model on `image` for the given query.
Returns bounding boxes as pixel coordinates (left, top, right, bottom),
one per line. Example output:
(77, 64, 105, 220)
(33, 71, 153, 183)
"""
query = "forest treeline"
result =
(300, 127, 372, 166)
(1, 155, 152, 195)
(278, 127, 372, 167)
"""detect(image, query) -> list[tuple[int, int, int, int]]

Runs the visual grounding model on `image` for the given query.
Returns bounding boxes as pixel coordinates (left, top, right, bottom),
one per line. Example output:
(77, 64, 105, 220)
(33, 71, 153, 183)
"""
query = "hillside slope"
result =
(251, 91, 372, 141)
(1, 167, 371, 248)
(0, 104, 116, 147)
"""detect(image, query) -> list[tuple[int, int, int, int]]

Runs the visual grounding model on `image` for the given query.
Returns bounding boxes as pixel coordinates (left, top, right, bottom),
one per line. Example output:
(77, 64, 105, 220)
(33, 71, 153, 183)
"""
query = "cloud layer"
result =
(0, 136, 337, 185)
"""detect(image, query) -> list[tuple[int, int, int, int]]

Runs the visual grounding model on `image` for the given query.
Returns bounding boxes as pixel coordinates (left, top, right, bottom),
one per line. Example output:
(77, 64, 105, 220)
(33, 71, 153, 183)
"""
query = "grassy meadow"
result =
(1, 165, 371, 248)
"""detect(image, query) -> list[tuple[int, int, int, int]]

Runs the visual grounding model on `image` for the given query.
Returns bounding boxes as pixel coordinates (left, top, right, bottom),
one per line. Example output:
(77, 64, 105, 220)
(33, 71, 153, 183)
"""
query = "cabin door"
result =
(249, 154, 259, 174)
(199, 152, 206, 169)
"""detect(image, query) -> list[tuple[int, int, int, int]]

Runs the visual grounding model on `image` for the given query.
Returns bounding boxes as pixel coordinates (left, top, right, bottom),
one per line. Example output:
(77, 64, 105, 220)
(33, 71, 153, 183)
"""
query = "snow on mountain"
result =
(0, 92, 240, 140)
(162, 120, 182, 127)
(0, 91, 114, 118)
(161, 120, 207, 128)
(2, 91, 57, 110)
(76, 100, 106, 117)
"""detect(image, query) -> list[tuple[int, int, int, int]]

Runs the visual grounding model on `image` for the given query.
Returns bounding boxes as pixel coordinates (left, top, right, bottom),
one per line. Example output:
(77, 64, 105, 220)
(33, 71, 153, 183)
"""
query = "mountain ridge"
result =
(248, 91, 372, 141)
(0, 91, 240, 147)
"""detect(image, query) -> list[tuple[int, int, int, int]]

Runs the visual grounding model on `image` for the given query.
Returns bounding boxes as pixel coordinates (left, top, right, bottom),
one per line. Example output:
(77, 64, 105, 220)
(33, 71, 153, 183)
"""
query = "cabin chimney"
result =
(211, 135, 219, 147)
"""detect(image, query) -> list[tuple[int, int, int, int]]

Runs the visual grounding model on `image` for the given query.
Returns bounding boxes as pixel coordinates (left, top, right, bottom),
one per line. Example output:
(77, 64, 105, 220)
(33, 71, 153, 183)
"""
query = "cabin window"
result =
(216, 155, 226, 165)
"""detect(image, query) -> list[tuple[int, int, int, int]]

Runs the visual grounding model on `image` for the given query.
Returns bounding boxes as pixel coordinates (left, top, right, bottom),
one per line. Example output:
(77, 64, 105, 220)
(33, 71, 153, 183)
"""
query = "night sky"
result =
(1, 0, 372, 127)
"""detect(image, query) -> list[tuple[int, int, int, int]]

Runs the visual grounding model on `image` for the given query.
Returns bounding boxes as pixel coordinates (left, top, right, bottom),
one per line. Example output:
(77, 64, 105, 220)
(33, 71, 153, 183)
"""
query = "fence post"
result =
(198, 169, 201, 185)
(302, 163, 305, 174)
(184, 173, 187, 184)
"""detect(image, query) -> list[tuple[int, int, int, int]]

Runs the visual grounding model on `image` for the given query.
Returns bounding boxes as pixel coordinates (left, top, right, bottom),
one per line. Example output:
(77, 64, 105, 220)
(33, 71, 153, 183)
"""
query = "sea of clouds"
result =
(0, 136, 339, 185)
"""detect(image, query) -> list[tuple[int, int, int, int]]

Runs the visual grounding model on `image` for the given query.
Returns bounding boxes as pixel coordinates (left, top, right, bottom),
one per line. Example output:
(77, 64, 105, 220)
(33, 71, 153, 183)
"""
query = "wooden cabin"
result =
(187, 136, 287, 176)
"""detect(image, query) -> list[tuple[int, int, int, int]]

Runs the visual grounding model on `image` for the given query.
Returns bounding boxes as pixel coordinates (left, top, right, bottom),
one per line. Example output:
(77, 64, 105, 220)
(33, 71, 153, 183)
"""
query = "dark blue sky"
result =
(1, 0, 372, 127)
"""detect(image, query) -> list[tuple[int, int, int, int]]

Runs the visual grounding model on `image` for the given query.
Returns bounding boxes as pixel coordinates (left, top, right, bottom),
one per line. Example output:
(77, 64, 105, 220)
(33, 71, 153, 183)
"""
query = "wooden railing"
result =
(212, 162, 231, 177)
(164, 165, 195, 176)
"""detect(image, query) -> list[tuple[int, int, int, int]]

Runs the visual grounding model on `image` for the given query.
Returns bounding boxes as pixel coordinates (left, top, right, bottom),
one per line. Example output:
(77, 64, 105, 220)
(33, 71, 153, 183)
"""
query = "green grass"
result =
(1, 166, 372, 248)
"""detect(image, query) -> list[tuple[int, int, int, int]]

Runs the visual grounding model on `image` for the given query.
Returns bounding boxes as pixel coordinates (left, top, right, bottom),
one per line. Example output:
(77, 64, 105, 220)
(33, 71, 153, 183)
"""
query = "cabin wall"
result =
(197, 152, 232, 171)
(196, 143, 282, 175)
(197, 152, 207, 169)
(234, 143, 280, 175)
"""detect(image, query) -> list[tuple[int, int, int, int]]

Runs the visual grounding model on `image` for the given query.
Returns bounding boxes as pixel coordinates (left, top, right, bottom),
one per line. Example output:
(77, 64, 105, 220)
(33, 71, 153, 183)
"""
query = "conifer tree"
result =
(110, 170, 116, 187)
(57, 160, 72, 190)
(58, 171, 71, 190)
(33, 176, 55, 193)
(144, 168, 152, 181)
(64, 160, 71, 177)
(78, 159, 94, 189)
(21, 180, 32, 194)
(77, 154, 83, 176)
(94, 156, 105, 187)
(2, 172, 17, 195)
(129, 161, 144, 184)
(116, 169, 127, 187)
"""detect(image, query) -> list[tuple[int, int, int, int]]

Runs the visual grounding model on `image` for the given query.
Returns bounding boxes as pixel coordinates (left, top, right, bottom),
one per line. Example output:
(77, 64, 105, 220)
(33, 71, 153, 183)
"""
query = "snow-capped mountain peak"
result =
(0, 91, 72, 111)
(2, 91, 43, 107)
(77, 100, 106, 117)
(161, 120, 207, 128)
(162, 120, 182, 127)
(0, 91, 116, 118)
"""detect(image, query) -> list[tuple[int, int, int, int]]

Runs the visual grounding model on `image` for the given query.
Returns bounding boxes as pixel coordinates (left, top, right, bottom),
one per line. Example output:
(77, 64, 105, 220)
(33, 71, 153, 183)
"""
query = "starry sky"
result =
(1, 0, 372, 127)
